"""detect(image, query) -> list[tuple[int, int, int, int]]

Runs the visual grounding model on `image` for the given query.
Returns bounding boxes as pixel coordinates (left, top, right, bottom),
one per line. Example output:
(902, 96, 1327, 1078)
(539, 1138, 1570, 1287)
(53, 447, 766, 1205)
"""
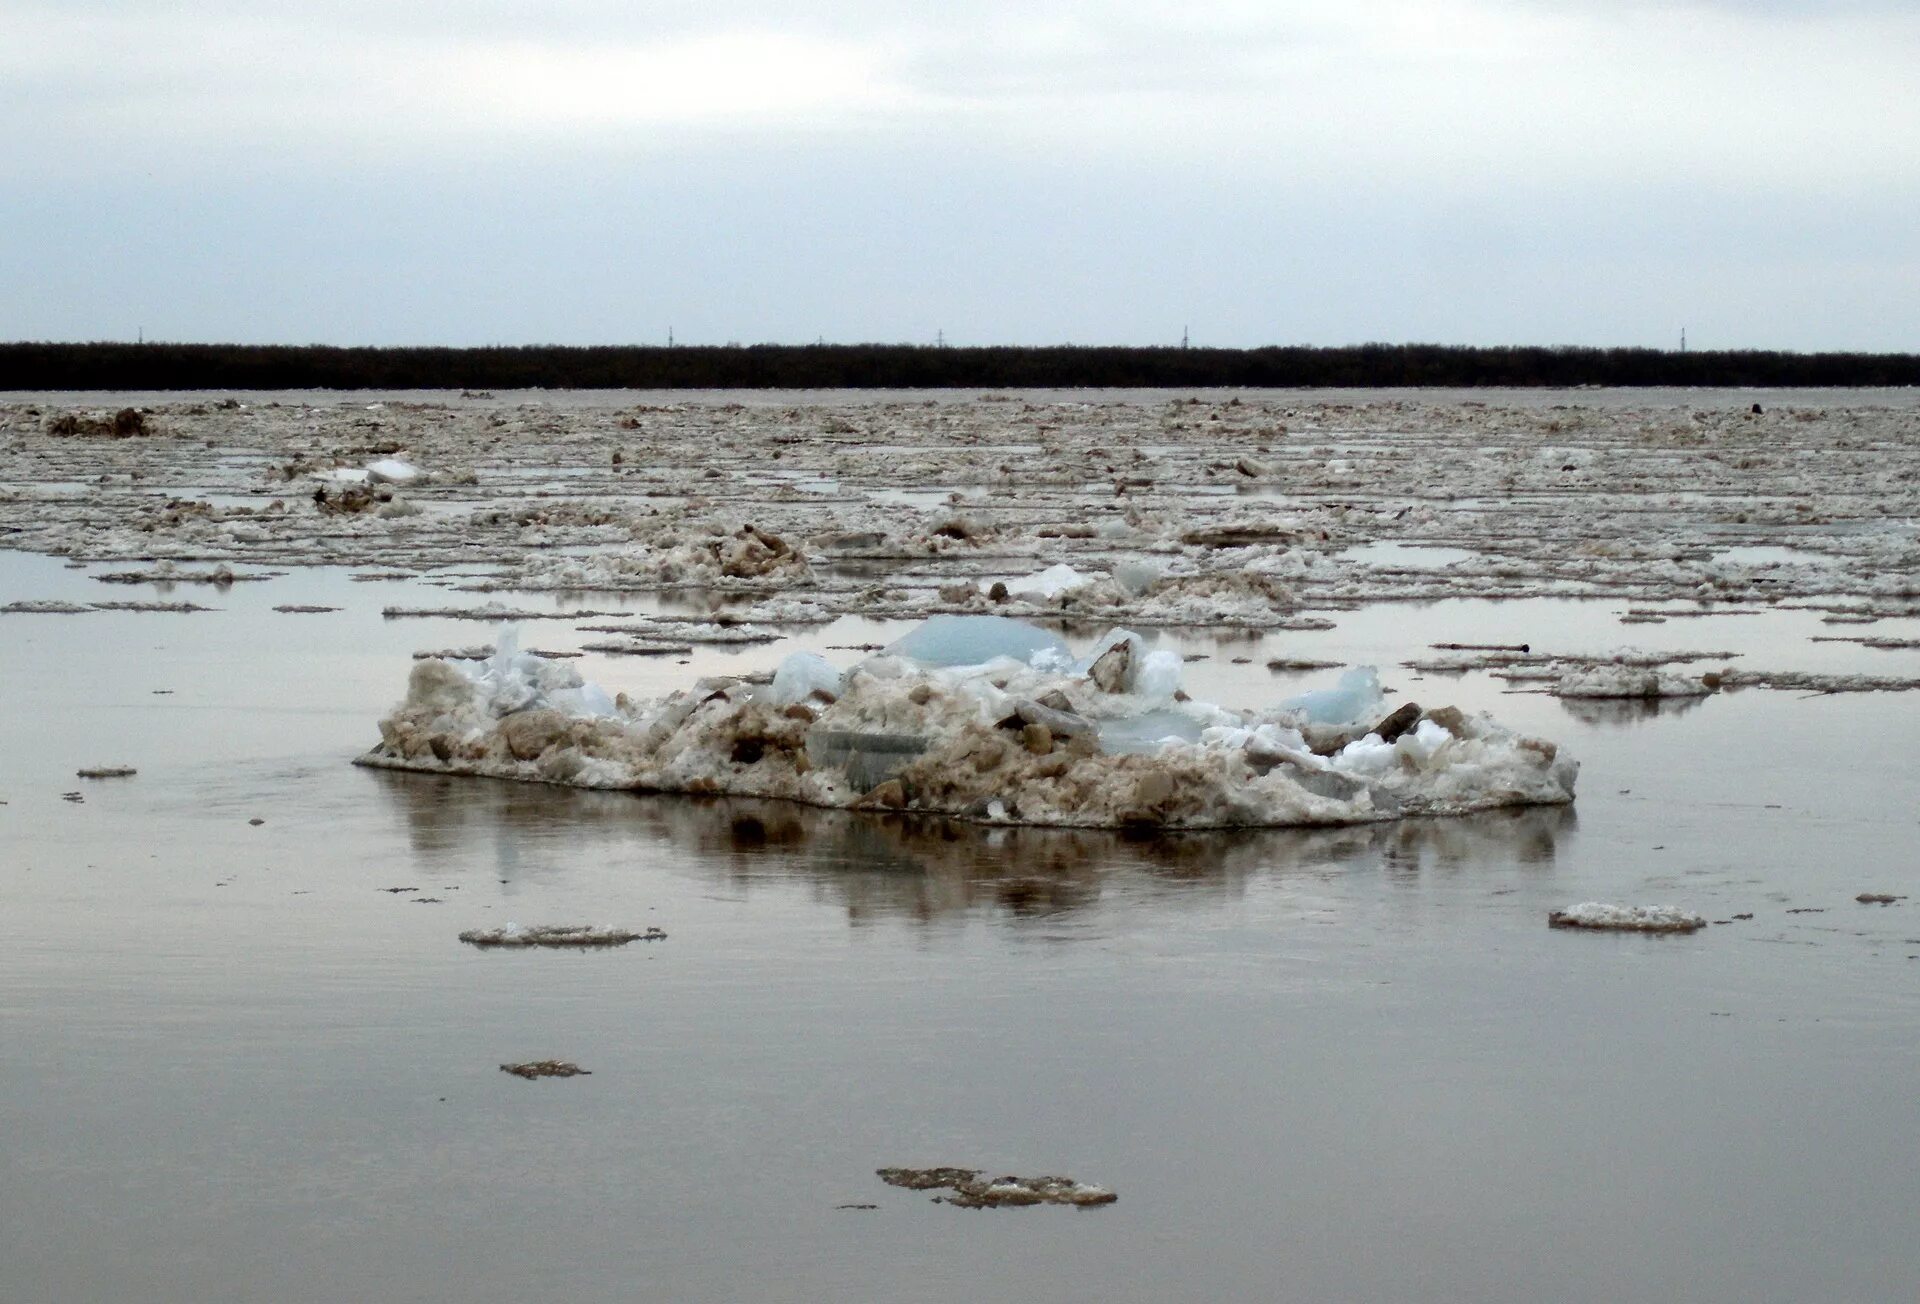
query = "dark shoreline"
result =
(5, 341, 1918, 391)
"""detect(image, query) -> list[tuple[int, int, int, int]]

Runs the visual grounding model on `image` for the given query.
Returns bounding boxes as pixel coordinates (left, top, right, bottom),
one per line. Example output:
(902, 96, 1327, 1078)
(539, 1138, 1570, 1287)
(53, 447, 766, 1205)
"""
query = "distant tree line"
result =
(3, 341, 1917, 391)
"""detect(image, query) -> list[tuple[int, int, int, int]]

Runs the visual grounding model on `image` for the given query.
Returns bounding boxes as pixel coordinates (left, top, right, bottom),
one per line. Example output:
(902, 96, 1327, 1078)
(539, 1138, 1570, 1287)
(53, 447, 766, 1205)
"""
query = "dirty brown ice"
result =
(499, 1061, 592, 1080)
(877, 1168, 1118, 1208)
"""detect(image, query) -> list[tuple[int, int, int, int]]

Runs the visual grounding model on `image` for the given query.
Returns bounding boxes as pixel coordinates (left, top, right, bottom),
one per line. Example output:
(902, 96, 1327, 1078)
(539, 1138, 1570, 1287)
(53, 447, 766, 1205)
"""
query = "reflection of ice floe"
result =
(357, 616, 1578, 830)
(1556, 695, 1707, 727)
(365, 772, 1577, 924)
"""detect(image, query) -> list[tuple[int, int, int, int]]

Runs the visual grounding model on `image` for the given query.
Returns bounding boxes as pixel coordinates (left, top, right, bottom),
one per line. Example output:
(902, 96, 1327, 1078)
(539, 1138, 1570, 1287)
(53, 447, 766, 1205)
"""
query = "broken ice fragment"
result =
(500, 1060, 591, 1079)
(876, 1167, 1117, 1208)
(1282, 666, 1384, 725)
(365, 458, 422, 485)
(1110, 559, 1163, 596)
(882, 615, 1072, 668)
(770, 651, 844, 706)
(999, 563, 1092, 601)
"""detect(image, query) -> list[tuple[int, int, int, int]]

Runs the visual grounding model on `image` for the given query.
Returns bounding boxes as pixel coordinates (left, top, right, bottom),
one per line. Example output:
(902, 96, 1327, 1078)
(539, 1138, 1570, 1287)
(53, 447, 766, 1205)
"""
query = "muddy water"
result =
(4, 550, 1919, 1303)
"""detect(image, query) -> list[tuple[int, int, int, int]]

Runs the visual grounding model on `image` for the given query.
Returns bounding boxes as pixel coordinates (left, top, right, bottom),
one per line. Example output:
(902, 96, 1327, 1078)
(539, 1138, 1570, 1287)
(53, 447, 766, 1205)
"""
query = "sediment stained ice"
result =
(358, 619, 1579, 830)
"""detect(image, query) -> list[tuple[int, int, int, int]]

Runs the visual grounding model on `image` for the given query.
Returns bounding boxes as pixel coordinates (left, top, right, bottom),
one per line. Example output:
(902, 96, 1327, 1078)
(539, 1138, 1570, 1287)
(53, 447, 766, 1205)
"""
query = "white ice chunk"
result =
(447, 626, 618, 719)
(1111, 559, 1164, 597)
(770, 650, 845, 706)
(1001, 563, 1091, 600)
(1331, 733, 1399, 773)
(1396, 717, 1454, 764)
(1549, 903, 1706, 933)
(366, 458, 423, 485)
(1282, 666, 1384, 725)
(883, 615, 1072, 668)
(1135, 648, 1184, 700)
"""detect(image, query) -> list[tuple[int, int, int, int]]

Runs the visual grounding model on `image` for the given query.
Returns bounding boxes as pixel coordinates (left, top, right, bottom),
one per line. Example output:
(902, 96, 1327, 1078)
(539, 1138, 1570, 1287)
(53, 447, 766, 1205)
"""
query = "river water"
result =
(3, 549, 1918, 1302)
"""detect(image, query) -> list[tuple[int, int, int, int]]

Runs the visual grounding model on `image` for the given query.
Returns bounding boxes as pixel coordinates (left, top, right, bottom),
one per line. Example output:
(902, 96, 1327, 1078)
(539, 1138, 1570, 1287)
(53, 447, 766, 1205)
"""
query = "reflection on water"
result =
(1557, 694, 1708, 727)
(369, 770, 1575, 925)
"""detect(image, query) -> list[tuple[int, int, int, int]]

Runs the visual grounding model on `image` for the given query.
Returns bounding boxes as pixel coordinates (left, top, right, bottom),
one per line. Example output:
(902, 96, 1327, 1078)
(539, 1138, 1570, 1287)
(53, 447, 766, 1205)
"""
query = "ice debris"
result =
(360, 617, 1578, 830)
(457, 923, 667, 947)
(76, 766, 136, 779)
(876, 1168, 1117, 1208)
(770, 651, 844, 706)
(500, 1060, 591, 1079)
(882, 615, 1072, 668)
(366, 458, 423, 485)
(1282, 666, 1384, 725)
(998, 563, 1093, 601)
(1552, 666, 1714, 699)
(1548, 904, 1707, 933)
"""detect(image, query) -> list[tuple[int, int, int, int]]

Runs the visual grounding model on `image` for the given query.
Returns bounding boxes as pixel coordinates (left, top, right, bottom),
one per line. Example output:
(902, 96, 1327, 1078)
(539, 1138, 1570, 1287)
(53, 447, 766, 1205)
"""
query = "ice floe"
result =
(1552, 666, 1715, 699)
(457, 922, 667, 947)
(1548, 904, 1707, 933)
(876, 1167, 1117, 1208)
(358, 618, 1578, 830)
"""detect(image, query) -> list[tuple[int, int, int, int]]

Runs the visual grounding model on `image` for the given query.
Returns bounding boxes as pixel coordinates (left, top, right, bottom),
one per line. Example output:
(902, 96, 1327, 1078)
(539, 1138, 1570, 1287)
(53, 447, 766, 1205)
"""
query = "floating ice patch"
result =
(1553, 666, 1713, 699)
(458, 923, 667, 948)
(876, 1167, 1117, 1208)
(1548, 904, 1706, 933)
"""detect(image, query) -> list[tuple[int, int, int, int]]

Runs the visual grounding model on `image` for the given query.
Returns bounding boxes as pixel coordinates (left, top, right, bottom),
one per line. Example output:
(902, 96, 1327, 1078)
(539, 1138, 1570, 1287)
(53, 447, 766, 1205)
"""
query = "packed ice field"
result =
(5, 387, 1920, 834)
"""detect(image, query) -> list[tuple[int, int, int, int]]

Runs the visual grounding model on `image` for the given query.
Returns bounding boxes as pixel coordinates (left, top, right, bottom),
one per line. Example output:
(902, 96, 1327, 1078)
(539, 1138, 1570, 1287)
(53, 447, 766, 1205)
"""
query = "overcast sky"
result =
(2, 1, 1914, 349)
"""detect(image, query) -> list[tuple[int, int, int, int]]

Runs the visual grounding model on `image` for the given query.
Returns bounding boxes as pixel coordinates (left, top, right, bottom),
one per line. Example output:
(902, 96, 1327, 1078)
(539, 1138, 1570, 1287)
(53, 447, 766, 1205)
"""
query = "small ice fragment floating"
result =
(876, 1168, 1117, 1208)
(358, 617, 1577, 830)
(500, 1060, 591, 1079)
(1548, 904, 1707, 933)
(1552, 666, 1713, 699)
(457, 923, 666, 948)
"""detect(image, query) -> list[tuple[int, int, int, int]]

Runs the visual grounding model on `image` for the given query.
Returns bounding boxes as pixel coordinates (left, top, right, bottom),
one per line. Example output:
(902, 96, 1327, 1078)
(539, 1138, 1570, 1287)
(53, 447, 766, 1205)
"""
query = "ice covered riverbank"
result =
(357, 617, 1577, 829)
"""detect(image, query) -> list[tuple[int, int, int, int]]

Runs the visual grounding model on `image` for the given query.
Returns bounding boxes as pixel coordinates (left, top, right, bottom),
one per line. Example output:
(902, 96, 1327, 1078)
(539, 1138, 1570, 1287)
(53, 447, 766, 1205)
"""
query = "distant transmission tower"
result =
(1680, 327, 1687, 353)
(667, 326, 674, 348)
(1181, 325, 1190, 349)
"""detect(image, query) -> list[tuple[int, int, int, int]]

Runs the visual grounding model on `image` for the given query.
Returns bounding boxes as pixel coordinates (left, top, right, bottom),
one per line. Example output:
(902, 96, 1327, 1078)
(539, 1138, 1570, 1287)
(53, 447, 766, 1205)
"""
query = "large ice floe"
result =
(357, 616, 1578, 829)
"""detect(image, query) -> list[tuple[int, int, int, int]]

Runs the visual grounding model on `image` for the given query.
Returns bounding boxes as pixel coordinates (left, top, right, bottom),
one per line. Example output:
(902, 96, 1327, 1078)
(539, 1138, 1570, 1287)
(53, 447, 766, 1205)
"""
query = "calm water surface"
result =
(3, 551, 1918, 1303)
